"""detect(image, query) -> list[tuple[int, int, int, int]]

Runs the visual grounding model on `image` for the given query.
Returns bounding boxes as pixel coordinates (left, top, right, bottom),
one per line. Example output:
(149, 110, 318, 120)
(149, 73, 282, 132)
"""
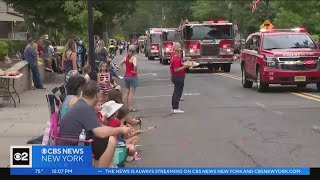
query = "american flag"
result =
(252, 0, 260, 12)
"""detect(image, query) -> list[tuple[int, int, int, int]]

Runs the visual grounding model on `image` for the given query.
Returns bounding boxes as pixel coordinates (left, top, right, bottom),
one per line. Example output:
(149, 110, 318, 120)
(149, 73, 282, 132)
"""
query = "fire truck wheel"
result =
(162, 59, 169, 65)
(148, 56, 154, 60)
(297, 84, 307, 89)
(213, 65, 220, 71)
(242, 68, 253, 88)
(316, 83, 320, 92)
(185, 68, 190, 73)
(159, 58, 163, 64)
(256, 68, 269, 92)
(222, 64, 231, 72)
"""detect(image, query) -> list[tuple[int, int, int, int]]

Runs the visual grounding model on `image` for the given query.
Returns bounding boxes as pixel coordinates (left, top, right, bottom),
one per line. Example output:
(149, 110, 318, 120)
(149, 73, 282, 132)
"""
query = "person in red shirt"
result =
(120, 45, 138, 112)
(94, 100, 103, 124)
(37, 39, 44, 57)
(170, 43, 191, 114)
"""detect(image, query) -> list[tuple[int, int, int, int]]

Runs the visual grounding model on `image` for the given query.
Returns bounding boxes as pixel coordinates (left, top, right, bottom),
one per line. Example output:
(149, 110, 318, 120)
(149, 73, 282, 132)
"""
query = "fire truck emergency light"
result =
(291, 27, 306, 32)
(260, 27, 306, 33)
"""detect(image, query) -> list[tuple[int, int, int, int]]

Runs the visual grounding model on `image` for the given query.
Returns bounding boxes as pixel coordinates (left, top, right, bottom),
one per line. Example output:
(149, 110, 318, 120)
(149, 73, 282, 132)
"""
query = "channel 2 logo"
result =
(10, 146, 32, 168)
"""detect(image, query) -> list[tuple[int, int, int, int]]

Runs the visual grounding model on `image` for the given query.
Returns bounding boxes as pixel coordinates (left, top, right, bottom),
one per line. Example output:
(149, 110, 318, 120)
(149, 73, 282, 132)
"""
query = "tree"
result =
(62, 1, 102, 42)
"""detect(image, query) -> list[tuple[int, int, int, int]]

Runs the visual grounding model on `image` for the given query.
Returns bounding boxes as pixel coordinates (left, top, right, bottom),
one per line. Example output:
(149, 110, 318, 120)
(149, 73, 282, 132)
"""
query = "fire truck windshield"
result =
(151, 34, 161, 43)
(163, 31, 175, 41)
(263, 34, 316, 50)
(184, 25, 233, 40)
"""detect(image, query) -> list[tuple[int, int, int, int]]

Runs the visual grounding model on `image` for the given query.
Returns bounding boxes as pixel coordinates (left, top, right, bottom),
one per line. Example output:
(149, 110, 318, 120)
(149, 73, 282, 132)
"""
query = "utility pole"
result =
(228, 2, 232, 22)
(87, 0, 96, 80)
(266, 0, 270, 19)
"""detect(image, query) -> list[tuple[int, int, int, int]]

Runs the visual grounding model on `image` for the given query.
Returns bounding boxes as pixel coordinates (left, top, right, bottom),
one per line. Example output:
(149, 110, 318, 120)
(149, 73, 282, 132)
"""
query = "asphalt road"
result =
(114, 52, 320, 167)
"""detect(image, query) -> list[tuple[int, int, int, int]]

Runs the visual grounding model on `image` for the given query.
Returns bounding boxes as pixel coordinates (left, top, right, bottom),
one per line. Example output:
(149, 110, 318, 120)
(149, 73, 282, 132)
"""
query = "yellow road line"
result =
(298, 92, 320, 99)
(292, 93, 320, 102)
(215, 73, 320, 102)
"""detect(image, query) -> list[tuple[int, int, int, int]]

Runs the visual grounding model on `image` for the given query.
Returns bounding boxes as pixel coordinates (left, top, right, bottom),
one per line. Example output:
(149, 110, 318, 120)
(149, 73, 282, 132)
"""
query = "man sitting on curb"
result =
(57, 80, 134, 167)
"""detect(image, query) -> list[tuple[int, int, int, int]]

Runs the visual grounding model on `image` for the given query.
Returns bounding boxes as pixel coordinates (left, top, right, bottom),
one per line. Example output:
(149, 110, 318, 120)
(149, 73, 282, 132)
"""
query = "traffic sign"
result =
(260, 20, 274, 29)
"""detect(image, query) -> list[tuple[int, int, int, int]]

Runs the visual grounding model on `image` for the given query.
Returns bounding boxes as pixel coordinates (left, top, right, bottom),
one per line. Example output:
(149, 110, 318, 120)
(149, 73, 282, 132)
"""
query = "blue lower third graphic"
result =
(31, 146, 92, 168)
(11, 168, 310, 175)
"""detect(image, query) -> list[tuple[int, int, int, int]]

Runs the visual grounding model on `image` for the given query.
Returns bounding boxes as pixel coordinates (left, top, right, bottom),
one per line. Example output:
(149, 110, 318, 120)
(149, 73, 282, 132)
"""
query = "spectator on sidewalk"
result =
(43, 34, 54, 72)
(57, 81, 134, 167)
(107, 89, 142, 128)
(62, 38, 78, 81)
(24, 37, 45, 90)
(83, 64, 91, 82)
(97, 61, 112, 102)
(105, 102, 141, 161)
(120, 45, 139, 112)
(59, 75, 86, 120)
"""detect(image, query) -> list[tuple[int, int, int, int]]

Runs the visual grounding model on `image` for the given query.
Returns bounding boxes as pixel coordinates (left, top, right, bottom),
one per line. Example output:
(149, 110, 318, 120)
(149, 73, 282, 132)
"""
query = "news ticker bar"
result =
(9, 168, 313, 175)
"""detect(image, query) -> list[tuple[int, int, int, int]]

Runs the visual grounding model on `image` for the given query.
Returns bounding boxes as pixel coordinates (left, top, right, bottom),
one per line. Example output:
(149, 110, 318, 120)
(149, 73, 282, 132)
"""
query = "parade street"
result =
(121, 53, 320, 167)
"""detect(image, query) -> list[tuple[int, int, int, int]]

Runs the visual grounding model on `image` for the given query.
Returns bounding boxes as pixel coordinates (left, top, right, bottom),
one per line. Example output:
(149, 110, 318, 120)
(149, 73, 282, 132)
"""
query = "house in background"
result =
(0, 0, 26, 40)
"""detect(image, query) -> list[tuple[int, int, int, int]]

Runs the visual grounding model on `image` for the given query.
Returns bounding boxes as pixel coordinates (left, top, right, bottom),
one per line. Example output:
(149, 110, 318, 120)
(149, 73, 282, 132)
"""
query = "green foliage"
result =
(62, 1, 102, 43)
(0, 39, 26, 56)
(311, 34, 319, 40)
(0, 41, 9, 60)
(5, 0, 320, 41)
(114, 35, 125, 41)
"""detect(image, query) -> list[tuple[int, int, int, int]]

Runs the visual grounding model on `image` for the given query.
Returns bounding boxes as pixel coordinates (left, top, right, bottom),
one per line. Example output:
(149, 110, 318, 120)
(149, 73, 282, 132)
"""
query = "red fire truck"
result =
(241, 27, 320, 92)
(159, 28, 178, 65)
(178, 19, 235, 72)
(145, 28, 163, 60)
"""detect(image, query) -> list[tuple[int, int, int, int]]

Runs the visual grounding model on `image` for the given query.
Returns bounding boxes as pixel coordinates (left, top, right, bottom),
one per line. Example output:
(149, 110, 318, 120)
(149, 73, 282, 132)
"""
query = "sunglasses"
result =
(176, 50, 182, 52)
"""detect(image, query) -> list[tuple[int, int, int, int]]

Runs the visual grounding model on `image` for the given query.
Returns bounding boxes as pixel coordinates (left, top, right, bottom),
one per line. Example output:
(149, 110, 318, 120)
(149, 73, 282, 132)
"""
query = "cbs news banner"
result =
(2, 146, 318, 176)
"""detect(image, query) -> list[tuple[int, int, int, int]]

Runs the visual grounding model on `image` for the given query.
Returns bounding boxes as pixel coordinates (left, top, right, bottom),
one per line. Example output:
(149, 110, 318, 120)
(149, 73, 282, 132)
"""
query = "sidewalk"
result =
(0, 79, 61, 167)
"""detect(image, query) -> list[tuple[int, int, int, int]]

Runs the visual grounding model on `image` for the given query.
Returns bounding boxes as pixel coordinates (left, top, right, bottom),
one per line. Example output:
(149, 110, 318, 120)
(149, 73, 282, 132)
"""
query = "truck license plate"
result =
(294, 76, 306, 82)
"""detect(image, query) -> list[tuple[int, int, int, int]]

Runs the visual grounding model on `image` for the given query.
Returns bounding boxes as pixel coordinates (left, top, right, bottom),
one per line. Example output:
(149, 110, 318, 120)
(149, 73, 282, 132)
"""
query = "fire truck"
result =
(145, 28, 163, 60)
(178, 19, 235, 72)
(159, 28, 178, 65)
(241, 27, 320, 92)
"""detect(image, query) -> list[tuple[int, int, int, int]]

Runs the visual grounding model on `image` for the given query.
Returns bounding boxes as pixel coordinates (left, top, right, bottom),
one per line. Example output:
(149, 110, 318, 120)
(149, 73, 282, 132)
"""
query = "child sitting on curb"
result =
(102, 101, 141, 161)
(107, 89, 142, 129)
(117, 105, 142, 148)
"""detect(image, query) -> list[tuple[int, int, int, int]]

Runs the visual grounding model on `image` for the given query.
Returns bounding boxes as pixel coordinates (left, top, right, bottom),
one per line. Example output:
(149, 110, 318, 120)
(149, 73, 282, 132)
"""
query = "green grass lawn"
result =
(57, 46, 65, 53)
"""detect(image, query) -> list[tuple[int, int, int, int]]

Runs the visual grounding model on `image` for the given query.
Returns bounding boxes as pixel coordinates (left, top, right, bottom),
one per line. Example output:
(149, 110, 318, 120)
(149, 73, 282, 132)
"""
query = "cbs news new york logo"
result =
(10, 146, 32, 168)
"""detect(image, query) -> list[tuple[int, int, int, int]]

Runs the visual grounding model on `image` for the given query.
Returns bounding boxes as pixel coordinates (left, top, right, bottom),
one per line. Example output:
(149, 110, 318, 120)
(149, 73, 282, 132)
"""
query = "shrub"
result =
(311, 34, 319, 41)
(0, 41, 9, 60)
(0, 39, 27, 57)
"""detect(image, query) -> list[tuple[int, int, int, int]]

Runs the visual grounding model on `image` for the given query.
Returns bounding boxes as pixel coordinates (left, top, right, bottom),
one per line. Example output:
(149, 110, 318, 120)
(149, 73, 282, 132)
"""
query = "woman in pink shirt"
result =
(170, 43, 191, 114)
(120, 45, 138, 112)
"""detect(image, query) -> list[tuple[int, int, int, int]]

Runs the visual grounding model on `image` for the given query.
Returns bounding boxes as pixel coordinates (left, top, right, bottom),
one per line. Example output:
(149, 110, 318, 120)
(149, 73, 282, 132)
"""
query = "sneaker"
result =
(180, 98, 184, 101)
(118, 75, 123, 79)
(134, 152, 142, 161)
(172, 109, 184, 114)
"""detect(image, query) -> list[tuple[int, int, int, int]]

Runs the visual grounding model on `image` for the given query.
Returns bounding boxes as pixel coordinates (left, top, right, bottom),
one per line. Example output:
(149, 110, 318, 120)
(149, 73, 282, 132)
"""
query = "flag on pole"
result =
(252, 0, 260, 12)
